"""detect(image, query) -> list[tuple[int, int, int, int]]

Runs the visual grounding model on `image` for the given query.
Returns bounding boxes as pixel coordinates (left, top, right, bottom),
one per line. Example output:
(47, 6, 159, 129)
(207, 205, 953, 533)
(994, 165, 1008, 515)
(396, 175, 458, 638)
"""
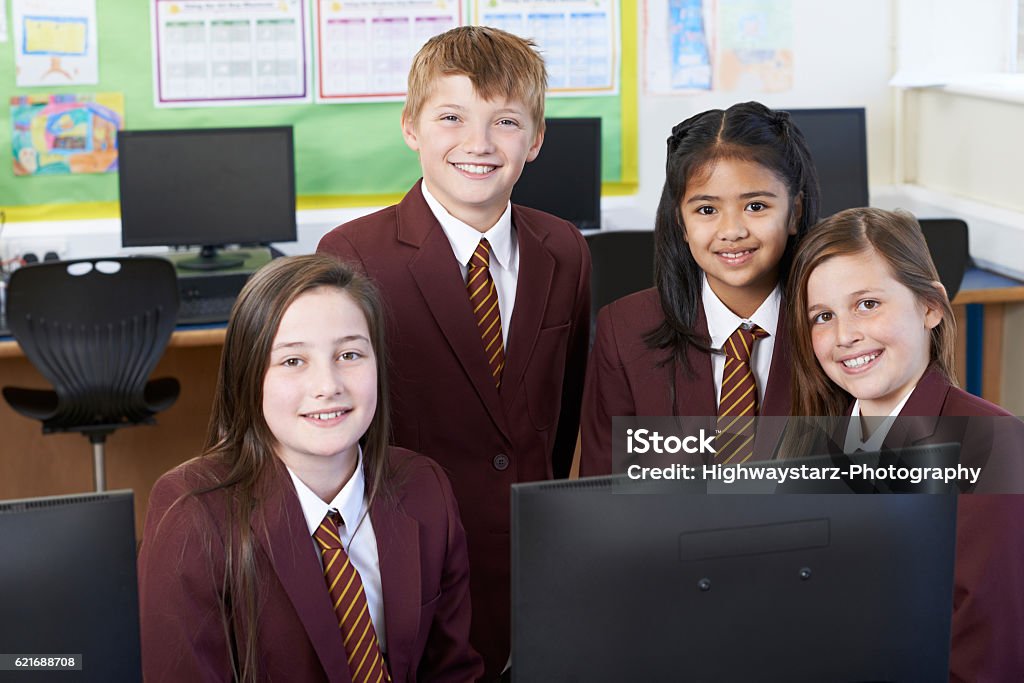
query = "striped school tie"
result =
(715, 323, 769, 464)
(467, 238, 505, 388)
(314, 511, 390, 683)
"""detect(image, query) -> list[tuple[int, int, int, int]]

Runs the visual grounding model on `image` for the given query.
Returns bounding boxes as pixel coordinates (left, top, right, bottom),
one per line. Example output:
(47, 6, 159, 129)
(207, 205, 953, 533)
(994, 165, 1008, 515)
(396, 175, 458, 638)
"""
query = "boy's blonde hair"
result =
(403, 26, 547, 134)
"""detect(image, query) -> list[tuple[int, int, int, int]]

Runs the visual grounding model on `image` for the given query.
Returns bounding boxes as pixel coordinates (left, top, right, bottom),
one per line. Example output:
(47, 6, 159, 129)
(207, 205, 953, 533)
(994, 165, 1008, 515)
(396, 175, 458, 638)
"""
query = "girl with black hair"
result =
(579, 101, 821, 473)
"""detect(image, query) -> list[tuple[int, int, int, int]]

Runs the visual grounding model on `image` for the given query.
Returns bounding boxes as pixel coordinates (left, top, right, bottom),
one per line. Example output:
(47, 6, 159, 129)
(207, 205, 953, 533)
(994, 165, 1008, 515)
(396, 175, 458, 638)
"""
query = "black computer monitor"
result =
(118, 126, 296, 271)
(785, 108, 869, 218)
(512, 447, 958, 682)
(0, 490, 141, 682)
(512, 117, 601, 231)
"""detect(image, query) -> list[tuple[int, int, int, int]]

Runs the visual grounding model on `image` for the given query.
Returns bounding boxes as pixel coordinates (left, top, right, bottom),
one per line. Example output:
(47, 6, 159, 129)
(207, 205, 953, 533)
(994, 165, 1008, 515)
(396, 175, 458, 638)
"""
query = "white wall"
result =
(893, 0, 1024, 414)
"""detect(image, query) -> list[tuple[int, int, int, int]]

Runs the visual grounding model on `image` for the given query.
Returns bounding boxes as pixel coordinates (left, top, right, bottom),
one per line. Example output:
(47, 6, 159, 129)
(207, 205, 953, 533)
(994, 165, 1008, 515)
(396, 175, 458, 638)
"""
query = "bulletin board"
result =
(0, 2, 638, 223)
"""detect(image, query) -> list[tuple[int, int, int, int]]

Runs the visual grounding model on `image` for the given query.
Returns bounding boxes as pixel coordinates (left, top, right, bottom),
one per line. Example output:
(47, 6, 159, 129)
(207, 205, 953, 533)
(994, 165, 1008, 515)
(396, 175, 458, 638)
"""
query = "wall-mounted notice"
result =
(12, 0, 99, 86)
(11, 92, 124, 176)
(315, 0, 461, 102)
(153, 0, 310, 107)
(715, 0, 792, 92)
(645, 0, 713, 94)
(473, 0, 620, 96)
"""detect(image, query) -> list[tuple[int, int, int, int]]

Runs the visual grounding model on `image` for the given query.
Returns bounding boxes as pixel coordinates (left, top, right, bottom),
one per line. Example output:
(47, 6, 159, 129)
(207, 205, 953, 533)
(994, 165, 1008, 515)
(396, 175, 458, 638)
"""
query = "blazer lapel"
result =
(883, 368, 947, 446)
(754, 308, 794, 460)
(398, 184, 511, 438)
(371, 494, 420, 683)
(254, 464, 351, 683)
(500, 208, 554, 412)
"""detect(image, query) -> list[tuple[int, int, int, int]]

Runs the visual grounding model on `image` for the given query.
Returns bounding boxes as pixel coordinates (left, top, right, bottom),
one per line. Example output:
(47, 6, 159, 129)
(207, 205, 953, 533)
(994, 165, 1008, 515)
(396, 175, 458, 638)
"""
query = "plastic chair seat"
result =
(3, 377, 180, 434)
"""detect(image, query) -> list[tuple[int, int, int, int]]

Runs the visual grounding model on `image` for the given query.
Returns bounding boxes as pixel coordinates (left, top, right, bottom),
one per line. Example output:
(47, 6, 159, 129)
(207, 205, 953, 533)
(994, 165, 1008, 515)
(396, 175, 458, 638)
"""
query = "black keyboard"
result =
(176, 271, 251, 325)
(177, 295, 237, 325)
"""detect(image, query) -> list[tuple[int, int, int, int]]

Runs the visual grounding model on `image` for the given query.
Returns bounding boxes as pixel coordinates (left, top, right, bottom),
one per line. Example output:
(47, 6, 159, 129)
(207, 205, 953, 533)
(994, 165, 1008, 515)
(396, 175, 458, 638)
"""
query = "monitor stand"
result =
(176, 245, 248, 271)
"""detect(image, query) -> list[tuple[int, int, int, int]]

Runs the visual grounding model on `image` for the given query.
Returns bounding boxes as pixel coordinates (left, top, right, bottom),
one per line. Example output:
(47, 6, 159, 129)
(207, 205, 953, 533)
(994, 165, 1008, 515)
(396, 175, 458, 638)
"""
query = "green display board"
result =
(0, 2, 637, 222)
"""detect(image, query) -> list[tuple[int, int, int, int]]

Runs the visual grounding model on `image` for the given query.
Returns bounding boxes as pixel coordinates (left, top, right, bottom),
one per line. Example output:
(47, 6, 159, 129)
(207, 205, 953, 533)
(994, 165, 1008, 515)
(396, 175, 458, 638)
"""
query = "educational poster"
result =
(715, 0, 792, 92)
(152, 0, 310, 107)
(10, 93, 124, 176)
(11, 0, 99, 86)
(1, 0, 8, 42)
(315, 0, 461, 102)
(644, 0, 714, 93)
(473, 0, 620, 95)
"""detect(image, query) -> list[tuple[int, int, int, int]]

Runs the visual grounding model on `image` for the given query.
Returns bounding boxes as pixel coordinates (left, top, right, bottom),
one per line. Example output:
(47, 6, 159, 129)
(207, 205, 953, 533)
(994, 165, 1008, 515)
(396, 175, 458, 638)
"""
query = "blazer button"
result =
(492, 454, 510, 471)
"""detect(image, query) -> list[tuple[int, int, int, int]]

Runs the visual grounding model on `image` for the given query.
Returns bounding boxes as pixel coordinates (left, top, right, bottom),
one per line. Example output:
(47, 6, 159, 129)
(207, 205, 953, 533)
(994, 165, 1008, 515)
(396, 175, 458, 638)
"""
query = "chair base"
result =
(92, 440, 106, 492)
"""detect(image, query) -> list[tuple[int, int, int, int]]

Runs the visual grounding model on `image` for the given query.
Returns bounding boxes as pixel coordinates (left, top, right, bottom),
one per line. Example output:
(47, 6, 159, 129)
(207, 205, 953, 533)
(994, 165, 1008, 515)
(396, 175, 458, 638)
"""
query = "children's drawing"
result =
(11, 93, 124, 176)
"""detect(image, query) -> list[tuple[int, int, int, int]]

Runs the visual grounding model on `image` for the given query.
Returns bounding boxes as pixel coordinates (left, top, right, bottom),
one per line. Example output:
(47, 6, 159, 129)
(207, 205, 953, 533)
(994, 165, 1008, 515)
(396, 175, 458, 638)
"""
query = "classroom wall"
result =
(2, 1, 899, 246)
(903, 89, 1024, 213)
(892, 0, 1024, 414)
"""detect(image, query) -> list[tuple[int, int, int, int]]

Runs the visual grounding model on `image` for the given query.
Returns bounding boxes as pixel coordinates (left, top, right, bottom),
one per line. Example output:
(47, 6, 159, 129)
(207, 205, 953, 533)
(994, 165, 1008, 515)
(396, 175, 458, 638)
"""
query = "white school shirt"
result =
(701, 275, 780, 409)
(286, 451, 387, 651)
(421, 181, 518, 348)
(843, 389, 916, 453)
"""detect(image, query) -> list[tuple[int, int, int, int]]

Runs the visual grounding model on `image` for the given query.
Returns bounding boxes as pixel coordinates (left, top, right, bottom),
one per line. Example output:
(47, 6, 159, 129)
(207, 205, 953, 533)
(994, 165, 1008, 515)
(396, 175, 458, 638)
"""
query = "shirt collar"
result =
(702, 274, 781, 350)
(421, 180, 513, 269)
(845, 389, 916, 452)
(286, 447, 368, 538)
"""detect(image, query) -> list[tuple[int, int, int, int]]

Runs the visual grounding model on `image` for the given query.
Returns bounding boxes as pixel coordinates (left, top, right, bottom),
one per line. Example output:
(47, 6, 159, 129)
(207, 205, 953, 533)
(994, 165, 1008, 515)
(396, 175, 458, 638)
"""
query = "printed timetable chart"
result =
(153, 0, 310, 107)
(316, 0, 461, 102)
(473, 0, 619, 96)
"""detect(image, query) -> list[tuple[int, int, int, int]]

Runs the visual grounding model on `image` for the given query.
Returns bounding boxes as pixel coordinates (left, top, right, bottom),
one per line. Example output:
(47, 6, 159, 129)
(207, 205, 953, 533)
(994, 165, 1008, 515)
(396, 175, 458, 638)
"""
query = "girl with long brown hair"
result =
(138, 254, 482, 682)
(787, 207, 1024, 681)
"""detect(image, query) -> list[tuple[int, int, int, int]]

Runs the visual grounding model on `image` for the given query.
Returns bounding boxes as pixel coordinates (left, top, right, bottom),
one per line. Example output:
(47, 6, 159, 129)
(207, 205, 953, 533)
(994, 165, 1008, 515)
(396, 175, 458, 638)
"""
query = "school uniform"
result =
(317, 180, 591, 678)
(838, 369, 1024, 682)
(137, 447, 483, 683)
(579, 283, 792, 476)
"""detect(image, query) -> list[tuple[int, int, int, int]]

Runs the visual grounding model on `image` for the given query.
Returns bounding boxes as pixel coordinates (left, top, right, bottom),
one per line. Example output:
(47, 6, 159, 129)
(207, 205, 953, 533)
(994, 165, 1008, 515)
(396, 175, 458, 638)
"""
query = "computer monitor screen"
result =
(511, 117, 601, 231)
(118, 126, 296, 270)
(785, 108, 869, 218)
(512, 446, 957, 682)
(0, 490, 141, 682)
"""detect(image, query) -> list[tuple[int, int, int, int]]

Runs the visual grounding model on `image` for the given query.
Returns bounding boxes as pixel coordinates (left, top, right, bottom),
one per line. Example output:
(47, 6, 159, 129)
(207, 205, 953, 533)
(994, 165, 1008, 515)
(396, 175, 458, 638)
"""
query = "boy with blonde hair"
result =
(318, 26, 591, 678)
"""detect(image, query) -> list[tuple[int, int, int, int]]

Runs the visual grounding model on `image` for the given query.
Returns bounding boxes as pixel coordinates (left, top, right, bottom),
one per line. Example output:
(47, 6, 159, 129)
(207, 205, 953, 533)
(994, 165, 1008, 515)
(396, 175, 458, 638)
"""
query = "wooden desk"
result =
(0, 326, 225, 538)
(951, 268, 1024, 405)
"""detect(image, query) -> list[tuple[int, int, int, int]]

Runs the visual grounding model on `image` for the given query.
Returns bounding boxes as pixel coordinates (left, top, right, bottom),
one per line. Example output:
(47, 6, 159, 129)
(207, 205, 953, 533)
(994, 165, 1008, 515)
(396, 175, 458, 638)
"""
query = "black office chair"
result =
(2, 258, 181, 492)
(584, 230, 656, 344)
(585, 230, 656, 311)
(918, 218, 970, 301)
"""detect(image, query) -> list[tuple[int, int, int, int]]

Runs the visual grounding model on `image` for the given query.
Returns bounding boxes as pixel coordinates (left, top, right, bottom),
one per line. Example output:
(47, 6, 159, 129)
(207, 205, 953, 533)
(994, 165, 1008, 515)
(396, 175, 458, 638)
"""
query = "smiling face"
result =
(807, 249, 943, 417)
(681, 158, 798, 318)
(402, 74, 543, 232)
(262, 286, 377, 477)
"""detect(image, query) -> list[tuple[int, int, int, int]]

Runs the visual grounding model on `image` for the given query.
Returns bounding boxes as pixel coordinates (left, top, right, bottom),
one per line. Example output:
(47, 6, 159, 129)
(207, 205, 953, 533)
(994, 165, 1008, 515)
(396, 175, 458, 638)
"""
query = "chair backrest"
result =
(917, 218, 969, 301)
(585, 230, 656, 316)
(5, 258, 180, 427)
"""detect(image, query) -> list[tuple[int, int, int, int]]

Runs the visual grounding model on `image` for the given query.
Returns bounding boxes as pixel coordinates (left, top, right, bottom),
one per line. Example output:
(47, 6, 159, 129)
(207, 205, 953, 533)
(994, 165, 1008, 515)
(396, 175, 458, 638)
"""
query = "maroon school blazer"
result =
(850, 369, 1024, 682)
(317, 181, 591, 678)
(138, 448, 483, 683)
(579, 287, 793, 476)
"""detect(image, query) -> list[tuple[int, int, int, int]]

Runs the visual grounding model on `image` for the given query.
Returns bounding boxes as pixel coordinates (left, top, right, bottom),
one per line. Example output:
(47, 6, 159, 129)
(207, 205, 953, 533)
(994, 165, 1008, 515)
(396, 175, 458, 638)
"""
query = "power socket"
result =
(3, 238, 69, 264)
